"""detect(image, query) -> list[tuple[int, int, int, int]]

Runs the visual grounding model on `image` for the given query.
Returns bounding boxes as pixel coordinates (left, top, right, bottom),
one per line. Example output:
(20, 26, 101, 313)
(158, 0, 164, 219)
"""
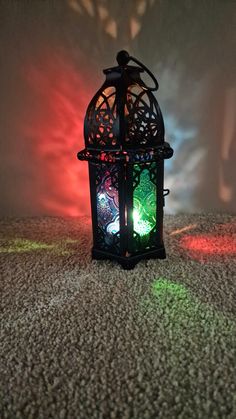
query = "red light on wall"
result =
(23, 49, 91, 217)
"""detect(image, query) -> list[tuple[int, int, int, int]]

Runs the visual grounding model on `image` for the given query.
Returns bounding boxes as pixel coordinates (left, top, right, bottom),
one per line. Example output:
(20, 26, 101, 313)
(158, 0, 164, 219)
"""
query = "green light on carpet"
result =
(152, 278, 189, 299)
(147, 278, 236, 330)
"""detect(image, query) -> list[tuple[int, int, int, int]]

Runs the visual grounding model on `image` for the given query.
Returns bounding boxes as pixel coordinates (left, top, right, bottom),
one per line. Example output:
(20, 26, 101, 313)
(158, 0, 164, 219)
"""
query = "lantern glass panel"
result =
(132, 162, 157, 251)
(96, 165, 120, 248)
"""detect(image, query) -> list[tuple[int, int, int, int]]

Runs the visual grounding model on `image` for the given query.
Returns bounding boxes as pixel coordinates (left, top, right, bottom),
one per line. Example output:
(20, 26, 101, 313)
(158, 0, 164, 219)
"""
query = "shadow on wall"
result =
(0, 0, 235, 216)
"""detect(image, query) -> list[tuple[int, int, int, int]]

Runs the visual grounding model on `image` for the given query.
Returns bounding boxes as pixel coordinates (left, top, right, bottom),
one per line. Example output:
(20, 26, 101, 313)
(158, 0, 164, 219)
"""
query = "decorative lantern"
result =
(77, 51, 173, 269)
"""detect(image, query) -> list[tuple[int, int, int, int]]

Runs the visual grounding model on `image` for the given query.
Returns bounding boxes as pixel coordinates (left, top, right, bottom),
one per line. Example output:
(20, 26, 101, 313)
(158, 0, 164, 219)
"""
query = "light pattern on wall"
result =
(23, 50, 91, 216)
(163, 113, 205, 213)
(1, 0, 235, 217)
(68, 0, 155, 40)
(219, 87, 236, 204)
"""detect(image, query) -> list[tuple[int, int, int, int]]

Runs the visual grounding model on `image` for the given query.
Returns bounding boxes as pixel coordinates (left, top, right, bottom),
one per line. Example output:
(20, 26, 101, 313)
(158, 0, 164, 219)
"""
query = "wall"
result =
(0, 0, 235, 216)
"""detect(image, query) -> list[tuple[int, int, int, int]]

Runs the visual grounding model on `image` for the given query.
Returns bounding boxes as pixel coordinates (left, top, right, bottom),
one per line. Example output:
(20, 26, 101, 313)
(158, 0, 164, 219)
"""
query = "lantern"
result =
(77, 51, 173, 269)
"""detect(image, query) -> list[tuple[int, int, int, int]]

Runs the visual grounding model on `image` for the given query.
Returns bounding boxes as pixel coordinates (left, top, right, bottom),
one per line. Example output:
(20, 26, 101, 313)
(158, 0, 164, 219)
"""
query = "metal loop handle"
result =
(163, 189, 170, 197)
(129, 55, 159, 91)
(116, 50, 159, 91)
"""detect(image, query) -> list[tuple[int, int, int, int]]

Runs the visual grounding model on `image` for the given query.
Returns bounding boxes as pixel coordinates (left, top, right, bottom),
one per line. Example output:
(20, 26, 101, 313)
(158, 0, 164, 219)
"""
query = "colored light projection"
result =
(144, 277, 236, 334)
(96, 168, 119, 245)
(0, 238, 79, 255)
(133, 165, 156, 239)
(180, 234, 236, 258)
(23, 50, 91, 217)
(140, 277, 236, 339)
(170, 224, 197, 236)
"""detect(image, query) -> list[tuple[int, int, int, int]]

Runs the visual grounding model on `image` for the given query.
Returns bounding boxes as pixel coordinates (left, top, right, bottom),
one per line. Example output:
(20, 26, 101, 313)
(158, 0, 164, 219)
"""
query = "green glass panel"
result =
(133, 165, 156, 239)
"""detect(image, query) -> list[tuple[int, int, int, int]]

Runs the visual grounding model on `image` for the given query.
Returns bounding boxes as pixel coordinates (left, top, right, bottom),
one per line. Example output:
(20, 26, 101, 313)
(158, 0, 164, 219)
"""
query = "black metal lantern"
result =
(78, 50, 173, 269)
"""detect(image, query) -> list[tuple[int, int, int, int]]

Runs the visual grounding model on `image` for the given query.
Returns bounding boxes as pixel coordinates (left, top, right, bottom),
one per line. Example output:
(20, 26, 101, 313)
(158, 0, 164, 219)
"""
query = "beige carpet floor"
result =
(0, 214, 236, 419)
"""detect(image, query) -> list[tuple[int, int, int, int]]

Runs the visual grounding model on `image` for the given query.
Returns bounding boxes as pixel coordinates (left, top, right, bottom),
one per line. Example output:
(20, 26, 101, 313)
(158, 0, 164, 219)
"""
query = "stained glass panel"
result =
(133, 164, 157, 247)
(96, 166, 119, 247)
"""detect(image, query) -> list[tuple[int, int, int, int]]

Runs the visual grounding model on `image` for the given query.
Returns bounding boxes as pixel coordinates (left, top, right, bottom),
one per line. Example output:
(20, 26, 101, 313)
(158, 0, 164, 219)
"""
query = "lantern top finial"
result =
(116, 50, 130, 66)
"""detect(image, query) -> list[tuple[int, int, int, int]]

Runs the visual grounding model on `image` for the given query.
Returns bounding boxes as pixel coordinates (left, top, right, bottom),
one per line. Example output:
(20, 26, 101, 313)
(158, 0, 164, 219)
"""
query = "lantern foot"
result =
(91, 247, 166, 270)
(120, 260, 137, 270)
(157, 248, 166, 259)
(91, 248, 108, 261)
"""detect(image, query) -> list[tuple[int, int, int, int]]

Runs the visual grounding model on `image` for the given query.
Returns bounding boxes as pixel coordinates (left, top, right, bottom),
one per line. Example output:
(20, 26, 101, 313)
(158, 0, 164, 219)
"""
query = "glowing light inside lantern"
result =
(96, 165, 157, 242)
(104, 209, 152, 237)
(133, 209, 152, 236)
(98, 193, 107, 206)
(107, 215, 120, 235)
(133, 166, 157, 239)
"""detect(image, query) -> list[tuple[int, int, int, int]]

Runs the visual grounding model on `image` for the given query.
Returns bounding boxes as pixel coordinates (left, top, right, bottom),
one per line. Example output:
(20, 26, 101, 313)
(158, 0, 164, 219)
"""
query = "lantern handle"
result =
(116, 50, 159, 91)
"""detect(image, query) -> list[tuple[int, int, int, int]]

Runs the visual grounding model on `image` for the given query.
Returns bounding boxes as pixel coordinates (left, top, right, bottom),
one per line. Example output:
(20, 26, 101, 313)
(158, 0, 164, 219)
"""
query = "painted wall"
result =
(0, 0, 235, 216)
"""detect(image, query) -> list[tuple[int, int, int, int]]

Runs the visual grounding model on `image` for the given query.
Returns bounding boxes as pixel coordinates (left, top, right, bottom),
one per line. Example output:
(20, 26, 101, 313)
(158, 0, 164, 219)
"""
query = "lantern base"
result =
(91, 247, 166, 270)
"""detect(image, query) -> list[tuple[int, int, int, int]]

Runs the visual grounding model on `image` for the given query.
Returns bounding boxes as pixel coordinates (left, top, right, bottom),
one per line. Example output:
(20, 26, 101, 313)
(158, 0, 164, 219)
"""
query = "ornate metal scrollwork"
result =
(85, 87, 118, 149)
(125, 86, 164, 147)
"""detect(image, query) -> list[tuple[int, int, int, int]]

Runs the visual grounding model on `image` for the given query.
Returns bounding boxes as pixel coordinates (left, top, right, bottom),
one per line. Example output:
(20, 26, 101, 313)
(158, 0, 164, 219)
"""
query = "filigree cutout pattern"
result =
(86, 87, 118, 148)
(125, 86, 163, 146)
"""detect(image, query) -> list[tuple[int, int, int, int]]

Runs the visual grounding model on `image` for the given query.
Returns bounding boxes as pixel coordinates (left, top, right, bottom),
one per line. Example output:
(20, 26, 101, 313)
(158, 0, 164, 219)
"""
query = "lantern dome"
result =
(84, 64, 165, 151)
(78, 51, 173, 163)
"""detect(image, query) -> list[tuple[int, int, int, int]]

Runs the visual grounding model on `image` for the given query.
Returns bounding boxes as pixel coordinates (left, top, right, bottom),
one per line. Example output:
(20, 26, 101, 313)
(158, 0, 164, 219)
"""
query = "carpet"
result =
(0, 214, 236, 419)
